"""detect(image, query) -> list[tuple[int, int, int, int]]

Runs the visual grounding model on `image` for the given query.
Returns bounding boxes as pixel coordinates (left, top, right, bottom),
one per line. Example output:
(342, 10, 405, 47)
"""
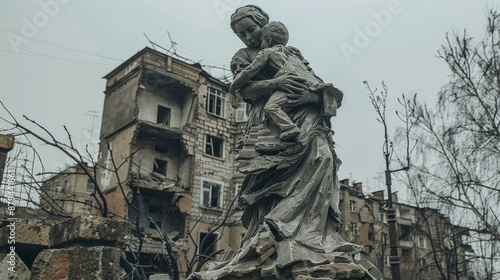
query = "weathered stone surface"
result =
(0, 223, 50, 247)
(295, 276, 332, 280)
(308, 263, 365, 279)
(30, 246, 123, 280)
(0, 134, 14, 151)
(149, 274, 171, 280)
(49, 215, 130, 247)
(0, 251, 30, 280)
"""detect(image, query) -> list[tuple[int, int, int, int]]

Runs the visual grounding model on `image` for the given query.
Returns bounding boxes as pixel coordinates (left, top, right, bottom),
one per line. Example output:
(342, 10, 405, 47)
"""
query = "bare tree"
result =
(365, 81, 417, 280)
(403, 9, 500, 279)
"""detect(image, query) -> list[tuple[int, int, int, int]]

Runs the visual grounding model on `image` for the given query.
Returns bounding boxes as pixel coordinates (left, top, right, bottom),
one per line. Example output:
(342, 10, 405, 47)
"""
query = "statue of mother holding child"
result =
(189, 5, 373, 280)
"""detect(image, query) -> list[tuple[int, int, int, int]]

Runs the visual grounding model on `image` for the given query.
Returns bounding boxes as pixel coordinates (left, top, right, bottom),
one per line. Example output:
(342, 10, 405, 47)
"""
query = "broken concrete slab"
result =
(30, 246, 123, 280)
(0, 223, 50, 247)
(48, 215, 130, 247)
(0, 251, 30, 280)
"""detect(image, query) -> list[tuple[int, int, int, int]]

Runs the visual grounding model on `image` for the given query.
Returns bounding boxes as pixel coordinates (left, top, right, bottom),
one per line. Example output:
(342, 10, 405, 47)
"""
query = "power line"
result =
(0, 27, 124, 62)
(12, 48, 118, 65)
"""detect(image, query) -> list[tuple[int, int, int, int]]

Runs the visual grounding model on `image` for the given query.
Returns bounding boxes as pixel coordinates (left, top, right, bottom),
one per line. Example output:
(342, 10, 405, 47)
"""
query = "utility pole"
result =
(385, 170, 401, 280)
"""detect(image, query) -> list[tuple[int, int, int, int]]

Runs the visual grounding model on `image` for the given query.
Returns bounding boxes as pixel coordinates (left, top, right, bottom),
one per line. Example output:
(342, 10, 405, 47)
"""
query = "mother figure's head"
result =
(230, 5, 269, 48)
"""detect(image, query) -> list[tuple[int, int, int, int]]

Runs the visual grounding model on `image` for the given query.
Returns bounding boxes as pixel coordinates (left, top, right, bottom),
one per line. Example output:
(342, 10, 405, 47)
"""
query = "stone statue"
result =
(189, 5, 377, 280)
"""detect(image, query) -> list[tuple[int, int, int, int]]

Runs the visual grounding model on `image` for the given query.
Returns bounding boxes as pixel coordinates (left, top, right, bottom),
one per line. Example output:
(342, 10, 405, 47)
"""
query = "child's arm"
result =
(229, 50, 271, 93)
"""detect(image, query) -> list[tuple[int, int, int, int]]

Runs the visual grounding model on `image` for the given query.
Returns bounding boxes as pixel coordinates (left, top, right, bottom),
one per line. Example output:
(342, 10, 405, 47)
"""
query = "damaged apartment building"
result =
(338, 180, 475, 280)
(96, 47, 246, 275)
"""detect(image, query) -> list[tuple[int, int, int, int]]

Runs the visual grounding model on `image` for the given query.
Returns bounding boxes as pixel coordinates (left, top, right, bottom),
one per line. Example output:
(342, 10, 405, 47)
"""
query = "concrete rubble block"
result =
(0, 134, 14, 151)
(48, 215, 131, 247)
(0, 251, 31, 280)
(149, 274, 171, 280)
(30, 246, 123, 280)
(0, 223, 50, 247)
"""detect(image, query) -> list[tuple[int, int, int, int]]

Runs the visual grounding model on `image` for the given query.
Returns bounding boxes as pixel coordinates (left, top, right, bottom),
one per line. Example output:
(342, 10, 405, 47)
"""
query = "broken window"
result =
(153, 158, 167, 175)
(86, 179, 95, 192)
(199, 232, 217, 264)
(205, 135, 223, 158)
(207, 87, 226, 118)
(156, 105, 171, 126)
(202, 181, 222, 208)
(399, 224, 412, 241)
(349, 200, 356, 212)
(235, 101, 248, 122)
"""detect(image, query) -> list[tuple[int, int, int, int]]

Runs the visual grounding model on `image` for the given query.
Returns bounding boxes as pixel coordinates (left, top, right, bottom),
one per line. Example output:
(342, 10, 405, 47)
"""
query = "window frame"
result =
(351, 222, 358, 236)
(201, 179, 223, 208)
(153, 158, 167, 175)
(379, 212, 387, 223)
(198, 231, 218, 264)
(384, 255, 391, 267)
(205, 135, 224, 158)
(86, 178, 95, 192)
(349, 200, 357, 212)
(418, 236, 427, 249)
(206, 87, 226, 118)
(235, 101, 248, 122)
(156, 105, 171, 126)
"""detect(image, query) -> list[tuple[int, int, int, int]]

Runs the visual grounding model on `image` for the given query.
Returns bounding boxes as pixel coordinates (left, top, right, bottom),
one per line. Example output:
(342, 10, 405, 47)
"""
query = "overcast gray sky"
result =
(1, 0, 497, 200)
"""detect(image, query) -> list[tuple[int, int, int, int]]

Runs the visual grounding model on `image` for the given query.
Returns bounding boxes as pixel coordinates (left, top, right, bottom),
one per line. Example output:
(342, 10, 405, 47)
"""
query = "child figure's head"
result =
(260, 21, 289, 48)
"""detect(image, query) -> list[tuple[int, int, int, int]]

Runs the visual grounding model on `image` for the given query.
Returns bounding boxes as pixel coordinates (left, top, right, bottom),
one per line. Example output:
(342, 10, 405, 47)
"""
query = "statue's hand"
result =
(273, 73, 307, 94)
(286, 89, 320, 107)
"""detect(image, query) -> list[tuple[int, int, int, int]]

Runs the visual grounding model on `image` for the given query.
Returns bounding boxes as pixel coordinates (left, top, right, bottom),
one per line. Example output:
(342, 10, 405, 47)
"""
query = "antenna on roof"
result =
(142, 32, 233, 81)
(167, 31, 178, 55)
(143, 33, 156, 50)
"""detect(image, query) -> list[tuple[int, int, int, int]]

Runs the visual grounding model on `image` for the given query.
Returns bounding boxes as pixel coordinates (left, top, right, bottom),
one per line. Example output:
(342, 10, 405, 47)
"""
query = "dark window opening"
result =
(199, 232, 217, 264)
(205, 135, 223, 158)
(153, 159, 167, 175)
(399, 224, 412, 241)
(207, 87, 225, 118)
(156, 105, 171, 126)
(202, 181, 221, 208)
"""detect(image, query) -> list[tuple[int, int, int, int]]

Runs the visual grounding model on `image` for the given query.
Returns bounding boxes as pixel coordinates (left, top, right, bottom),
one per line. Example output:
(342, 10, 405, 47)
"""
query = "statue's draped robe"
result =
(189, 47, 361, 279)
